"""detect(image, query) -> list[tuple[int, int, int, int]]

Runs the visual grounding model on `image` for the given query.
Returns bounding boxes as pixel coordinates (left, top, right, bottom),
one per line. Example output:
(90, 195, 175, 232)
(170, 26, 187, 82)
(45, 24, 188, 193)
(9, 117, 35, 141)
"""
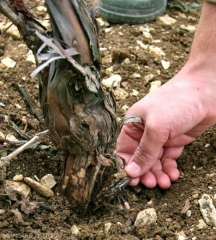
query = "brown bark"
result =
(0, 0, 118, 211)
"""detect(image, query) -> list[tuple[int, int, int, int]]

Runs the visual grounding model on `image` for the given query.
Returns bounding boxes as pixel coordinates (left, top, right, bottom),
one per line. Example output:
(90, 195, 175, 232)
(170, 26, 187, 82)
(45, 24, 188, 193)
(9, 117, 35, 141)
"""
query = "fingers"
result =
(126, 120, 169, 177)
(139, 159, 180, 189)
(116, 123, 144, 164)
(161, 158, 180, 182)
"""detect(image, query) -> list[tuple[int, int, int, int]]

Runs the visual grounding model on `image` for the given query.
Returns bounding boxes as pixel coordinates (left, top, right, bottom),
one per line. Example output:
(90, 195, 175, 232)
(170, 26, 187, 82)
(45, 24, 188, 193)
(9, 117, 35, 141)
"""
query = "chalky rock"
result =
(24, 177, 54, 197)
(176, 231, 188, 240)
(149, 80, 161, 92)
(134, 208, 157, 226)
(161, 60, 170, 70)
(40, 174, 56, 189)
(102, 74, 122, 88)
(198, 194, 216, 226)
(13, 174, 24, 182)
(130, 89, 139, 97)
(180, 24, 196, 33)
(1, 57, 16, 68)
(104, 222, 112, 234)
(113, 88, 129, 100)
(196, 219, 207, 229)
(149, 46, 165, 57)
(26, 50, 36, 64)
(2, 23, 21, 40)
(71, 225, 79, 235)
(5, 180, 31, 197)
(0, 209, 5, 215)
(137, 40, 148, 50)
(157, 14, 177, 25)
(145, 74, 155, 83)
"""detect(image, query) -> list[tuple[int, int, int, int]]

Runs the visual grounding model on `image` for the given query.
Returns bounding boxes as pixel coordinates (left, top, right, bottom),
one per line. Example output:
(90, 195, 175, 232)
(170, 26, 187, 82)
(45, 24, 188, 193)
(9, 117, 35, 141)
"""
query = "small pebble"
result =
(0, 209, 5, 215)
(71, 225, 79, 235)
(161, 60, 170, 70)
(196, 219, 207, 229)
(134, 208, 157, 226)
(130, 89, 139, 97)
(104, 222, 112, 234)
(24, 177, 54, 197)
(145, 74, 154, 83)
(26, 50, 36, 64)
(149, 81, 161, 92)
(40, 174, 56, 189)
(113, 88, 129, 100)
(102, 74, 122, 88)
(13, 174, 24, 182)
(1, 57, 16, 68)
(149, 45, 165, 57)
(157, 14, 177, 25)
(198, 193, 216, 226)
(180, 24, 196, 33)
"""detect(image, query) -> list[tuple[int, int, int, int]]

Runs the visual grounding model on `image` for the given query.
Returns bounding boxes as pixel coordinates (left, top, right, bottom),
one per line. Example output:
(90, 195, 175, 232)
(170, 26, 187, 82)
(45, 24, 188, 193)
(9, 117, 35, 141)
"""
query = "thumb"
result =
(125, 123, 168, 178)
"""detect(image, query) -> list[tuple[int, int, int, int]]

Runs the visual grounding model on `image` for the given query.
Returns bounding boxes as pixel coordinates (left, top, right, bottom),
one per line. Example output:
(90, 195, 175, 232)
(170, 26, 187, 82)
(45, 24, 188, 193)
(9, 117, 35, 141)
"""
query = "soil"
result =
(1, 0, 216, 239)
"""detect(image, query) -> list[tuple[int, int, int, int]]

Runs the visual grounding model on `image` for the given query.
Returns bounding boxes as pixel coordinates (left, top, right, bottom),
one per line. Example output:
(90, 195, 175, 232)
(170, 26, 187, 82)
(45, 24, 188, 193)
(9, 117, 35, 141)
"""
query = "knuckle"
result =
(135, 145, 155, 165)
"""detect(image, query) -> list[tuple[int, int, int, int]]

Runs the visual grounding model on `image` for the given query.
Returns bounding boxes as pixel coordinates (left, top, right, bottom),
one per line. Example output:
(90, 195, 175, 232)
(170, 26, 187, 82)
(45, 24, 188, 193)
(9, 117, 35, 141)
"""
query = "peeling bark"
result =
(0, 0, 118, 211)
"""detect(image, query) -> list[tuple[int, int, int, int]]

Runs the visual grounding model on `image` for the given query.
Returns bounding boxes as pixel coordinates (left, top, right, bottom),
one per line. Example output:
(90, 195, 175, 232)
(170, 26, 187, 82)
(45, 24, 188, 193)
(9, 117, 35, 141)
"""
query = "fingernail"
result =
(126, 162, 141, 177)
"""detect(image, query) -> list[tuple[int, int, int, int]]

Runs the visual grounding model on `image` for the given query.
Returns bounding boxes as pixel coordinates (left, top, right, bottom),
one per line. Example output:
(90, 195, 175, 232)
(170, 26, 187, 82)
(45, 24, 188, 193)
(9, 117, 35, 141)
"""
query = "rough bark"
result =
(0, 0, 118, 211)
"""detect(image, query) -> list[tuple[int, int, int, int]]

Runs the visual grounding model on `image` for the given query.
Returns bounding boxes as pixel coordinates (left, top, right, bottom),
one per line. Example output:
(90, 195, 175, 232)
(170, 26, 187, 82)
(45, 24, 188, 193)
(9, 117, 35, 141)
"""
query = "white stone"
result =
(186, 210, 192, 217)
(40, 174, 56, 189)
(149, 81, 161, 92)
(96, 17, 110, 27)
(3, 23, 21, 40)
(15, 103, 22, 109)
(198, 194, 216, 226)
(6, 180, 31, 197)
(26, 50, 36, 64)
(1, 57, 16, 68)
(0, 209, 5, 215)
(180, 24, 196, 33)
(113, 88, 129, 100)
(161, 60, 170, 70)
(104, 222, 112, 234)
(139, 26, 153, 39)
(132, 73, 141, 78)
(122, 58, 130, 64)
(134, 208, 157, 226)
(137, 40, 148, 50)
(102, 74, 122, 88)
(143, 31, 152, 39)
(71, 225, 79, 235)
(149, 46, 165, 57)
(122, 105, 129, 111)
(157, 14, 177, 25)
(145, 74, 154, 83)
(104, 27, 112, 33)
(196, 219, 207, 229)
(130, 89, 139, 97)
(176, 231, 188, 240)
(13, 174, 24, 182)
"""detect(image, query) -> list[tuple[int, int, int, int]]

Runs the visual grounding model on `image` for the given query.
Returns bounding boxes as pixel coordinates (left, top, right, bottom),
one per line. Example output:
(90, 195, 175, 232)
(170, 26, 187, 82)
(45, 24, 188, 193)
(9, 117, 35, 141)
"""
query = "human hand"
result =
(116, 66, 216, 189)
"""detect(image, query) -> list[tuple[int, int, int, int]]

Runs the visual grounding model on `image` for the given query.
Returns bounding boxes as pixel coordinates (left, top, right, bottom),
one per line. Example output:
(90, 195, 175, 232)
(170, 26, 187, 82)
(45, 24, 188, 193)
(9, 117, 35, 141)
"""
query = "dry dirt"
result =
(1, 0, 216, 239)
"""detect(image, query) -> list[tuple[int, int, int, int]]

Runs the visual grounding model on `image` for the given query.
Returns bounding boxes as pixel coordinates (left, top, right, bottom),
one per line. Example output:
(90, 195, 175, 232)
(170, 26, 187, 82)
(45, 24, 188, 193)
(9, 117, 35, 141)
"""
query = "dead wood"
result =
(0, 0, 118, 211)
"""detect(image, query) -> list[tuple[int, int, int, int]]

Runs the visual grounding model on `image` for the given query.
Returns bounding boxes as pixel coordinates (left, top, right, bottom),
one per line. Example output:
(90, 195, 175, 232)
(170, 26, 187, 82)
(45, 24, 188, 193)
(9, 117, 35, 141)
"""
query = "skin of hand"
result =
(116, 1, 216, 189)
